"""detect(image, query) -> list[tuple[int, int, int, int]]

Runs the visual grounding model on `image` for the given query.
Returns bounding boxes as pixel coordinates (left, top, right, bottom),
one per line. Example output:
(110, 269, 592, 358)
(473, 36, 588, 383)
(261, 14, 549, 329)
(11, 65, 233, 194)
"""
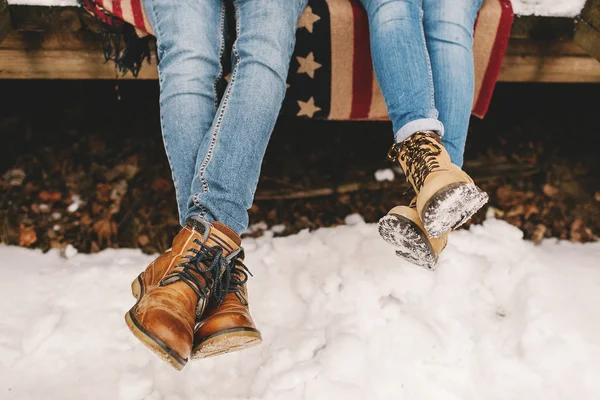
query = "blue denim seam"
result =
(197, 198, 247, 234)
(194, 0, 242, 215)
(213, 3, 226, 112)
(418, 4, 435, 112)
(150, 0, 184, 218)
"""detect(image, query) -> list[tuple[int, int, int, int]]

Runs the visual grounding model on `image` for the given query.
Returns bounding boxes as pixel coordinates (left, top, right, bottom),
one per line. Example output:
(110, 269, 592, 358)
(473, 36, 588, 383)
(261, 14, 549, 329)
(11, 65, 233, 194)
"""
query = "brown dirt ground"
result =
(1, 81, 599, 254)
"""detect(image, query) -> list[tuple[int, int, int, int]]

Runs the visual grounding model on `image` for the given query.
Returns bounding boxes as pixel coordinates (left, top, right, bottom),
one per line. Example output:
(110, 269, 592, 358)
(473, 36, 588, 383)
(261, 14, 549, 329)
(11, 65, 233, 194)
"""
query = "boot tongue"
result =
(206, 222, 241, 258)
(186, 216, 241, 258)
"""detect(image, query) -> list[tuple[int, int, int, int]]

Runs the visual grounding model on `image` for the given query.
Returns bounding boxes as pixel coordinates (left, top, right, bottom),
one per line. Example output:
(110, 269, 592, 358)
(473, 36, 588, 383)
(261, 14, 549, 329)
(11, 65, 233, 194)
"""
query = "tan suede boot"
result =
(379, 197, 448, 270)
(388, 131, 488, 238)
(126, 217, 242, 370)
(192, 261, 262, 359)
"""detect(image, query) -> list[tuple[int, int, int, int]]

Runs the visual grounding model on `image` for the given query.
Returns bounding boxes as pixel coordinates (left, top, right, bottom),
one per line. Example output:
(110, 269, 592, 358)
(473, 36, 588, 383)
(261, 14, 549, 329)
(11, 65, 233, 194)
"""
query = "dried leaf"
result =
(19, 224, 37, 247)
(570, 218, 584, 242)
(496, 186, 526, 208)
(506, 204, 525, 218)
(105, 163, 139, 182)
(49, 240, 65, 249)
(3, 168, 26, 186)
(152, 178, 173, 194)
(90, 241, 100, 254)
(96, 183, 112, 203)
(138, 235, 150, 246)
(542, 184, 559, 198)
(92, 203, 104, 215)
(110, 180, 128, 203)
(93, 218, 118, 246)
(80, 214, 93, 226)
(524, 204, 539, 220)
(531, 224, 546, 245)
(39, 191, 62, 202)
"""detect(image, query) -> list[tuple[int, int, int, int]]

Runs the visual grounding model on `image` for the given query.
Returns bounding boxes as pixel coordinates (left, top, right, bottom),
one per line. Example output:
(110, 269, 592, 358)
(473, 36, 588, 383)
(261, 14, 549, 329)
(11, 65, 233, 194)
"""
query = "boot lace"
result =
(388, 132, 442, 189)
(227, 254, 253, 306)
(161, 238, 241, 306)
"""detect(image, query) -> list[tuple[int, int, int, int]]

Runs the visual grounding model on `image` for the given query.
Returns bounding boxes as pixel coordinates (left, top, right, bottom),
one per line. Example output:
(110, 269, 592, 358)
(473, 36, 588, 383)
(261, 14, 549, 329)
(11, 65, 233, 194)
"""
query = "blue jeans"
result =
(360, 0, 483, 167)
(143, 0, 308, 234)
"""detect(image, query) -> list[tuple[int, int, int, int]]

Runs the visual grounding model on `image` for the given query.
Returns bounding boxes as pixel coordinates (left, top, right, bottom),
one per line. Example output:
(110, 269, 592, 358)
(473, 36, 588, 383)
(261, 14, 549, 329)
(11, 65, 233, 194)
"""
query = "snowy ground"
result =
(1, 217, 600, 400)
(511, 0, 587, 17)
(5, 0, 588, 17)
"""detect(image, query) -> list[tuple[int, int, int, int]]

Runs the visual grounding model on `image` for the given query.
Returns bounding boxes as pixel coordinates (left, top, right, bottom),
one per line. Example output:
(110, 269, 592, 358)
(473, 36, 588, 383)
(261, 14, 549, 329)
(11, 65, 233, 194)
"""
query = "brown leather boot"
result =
(388, 131, 488, 238)
(126, 217, 242, 370)
(191, 260, 262, 359)
(378, 197, 448, 270)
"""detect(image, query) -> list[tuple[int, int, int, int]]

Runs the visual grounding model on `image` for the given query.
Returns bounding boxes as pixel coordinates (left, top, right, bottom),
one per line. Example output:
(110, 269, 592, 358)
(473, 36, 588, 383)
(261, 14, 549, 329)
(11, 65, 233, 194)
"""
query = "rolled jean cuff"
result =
(394, 118, 445, 143)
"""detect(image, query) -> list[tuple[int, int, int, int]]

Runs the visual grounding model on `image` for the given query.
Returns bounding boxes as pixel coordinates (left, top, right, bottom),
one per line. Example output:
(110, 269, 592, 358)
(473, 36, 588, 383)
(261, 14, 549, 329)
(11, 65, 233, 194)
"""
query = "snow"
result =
(1, 218, 600, 399)
(246, 221, 269, 235)
(374, 169, 395, 182)
(67, 195, 83, 213)
(344, 213, 365, 225)
(62, 243, 78, 259)
(270, 224, 286, 234)
(5, 0, 588, 16)
(511, 0, 586, 17)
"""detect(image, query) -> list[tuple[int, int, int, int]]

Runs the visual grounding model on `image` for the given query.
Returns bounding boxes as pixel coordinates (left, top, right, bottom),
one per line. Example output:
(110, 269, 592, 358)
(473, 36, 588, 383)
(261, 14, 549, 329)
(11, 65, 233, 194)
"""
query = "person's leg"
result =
(127, 0, 229, 369)
(361, 0, 487, 265)
(360, 0, 444, 142)
(143, 0, 226, 226)
(423, 0, 483, 167)
(188, 0, 309, 358)
(186, 0, 308, 235)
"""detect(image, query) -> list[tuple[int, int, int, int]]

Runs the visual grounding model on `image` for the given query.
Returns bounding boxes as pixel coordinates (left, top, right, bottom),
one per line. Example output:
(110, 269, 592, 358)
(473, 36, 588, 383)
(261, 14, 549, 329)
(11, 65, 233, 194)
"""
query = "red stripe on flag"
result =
(472, 0, 513, 118)
(130, 0, 146, 31)
(96, 0, 105, 7)
(349, 1, 373, 119)
(111, 0, 123, 19)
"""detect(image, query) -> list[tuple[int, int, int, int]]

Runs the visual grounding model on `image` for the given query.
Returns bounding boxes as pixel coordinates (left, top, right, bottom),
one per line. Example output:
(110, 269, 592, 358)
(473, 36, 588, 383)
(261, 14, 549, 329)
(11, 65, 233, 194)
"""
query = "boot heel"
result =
(192, 328, 262, 360)
(378, 213, 438, 270)
(131, 273, 143, 299)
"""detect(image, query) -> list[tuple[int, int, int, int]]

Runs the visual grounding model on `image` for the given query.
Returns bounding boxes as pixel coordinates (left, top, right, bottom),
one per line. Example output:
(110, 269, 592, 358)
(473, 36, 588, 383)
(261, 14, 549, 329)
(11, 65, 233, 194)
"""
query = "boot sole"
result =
(191, 327, 263, 360)
(126, 274, 187, 371)
(378, 213, 438, 270)
(421, 182, 488, 238)
(133, 275, 261, 362)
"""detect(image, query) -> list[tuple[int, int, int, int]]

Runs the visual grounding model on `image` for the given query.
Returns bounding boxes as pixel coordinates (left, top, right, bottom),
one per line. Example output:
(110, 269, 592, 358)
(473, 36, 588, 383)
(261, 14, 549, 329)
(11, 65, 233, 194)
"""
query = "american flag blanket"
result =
(81, 0, 513, 119)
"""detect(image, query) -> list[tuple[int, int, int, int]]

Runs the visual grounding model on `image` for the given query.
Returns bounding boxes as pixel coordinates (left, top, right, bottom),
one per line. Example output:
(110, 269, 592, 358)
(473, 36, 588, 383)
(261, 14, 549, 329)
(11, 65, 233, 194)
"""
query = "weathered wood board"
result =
(0, 7, 599, 81)
(575, 0, 600, 61)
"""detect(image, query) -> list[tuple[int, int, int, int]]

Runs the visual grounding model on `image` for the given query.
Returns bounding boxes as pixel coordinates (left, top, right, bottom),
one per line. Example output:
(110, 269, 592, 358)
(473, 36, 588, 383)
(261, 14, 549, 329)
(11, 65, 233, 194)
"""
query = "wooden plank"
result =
(0, 31, 157, 79)
(6, 5, 578, 39)
(1, 31, 600, 81)
(581, 0, 600, 28)
(574, 0, 600, 61)
(0, 0, 10, 45)
(500, 53, 600, 82)
(575, 18, 600, 61)
(10, 5, 84, 32)
(500, 38, 600, 82)
(510, 16, 574, 40)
